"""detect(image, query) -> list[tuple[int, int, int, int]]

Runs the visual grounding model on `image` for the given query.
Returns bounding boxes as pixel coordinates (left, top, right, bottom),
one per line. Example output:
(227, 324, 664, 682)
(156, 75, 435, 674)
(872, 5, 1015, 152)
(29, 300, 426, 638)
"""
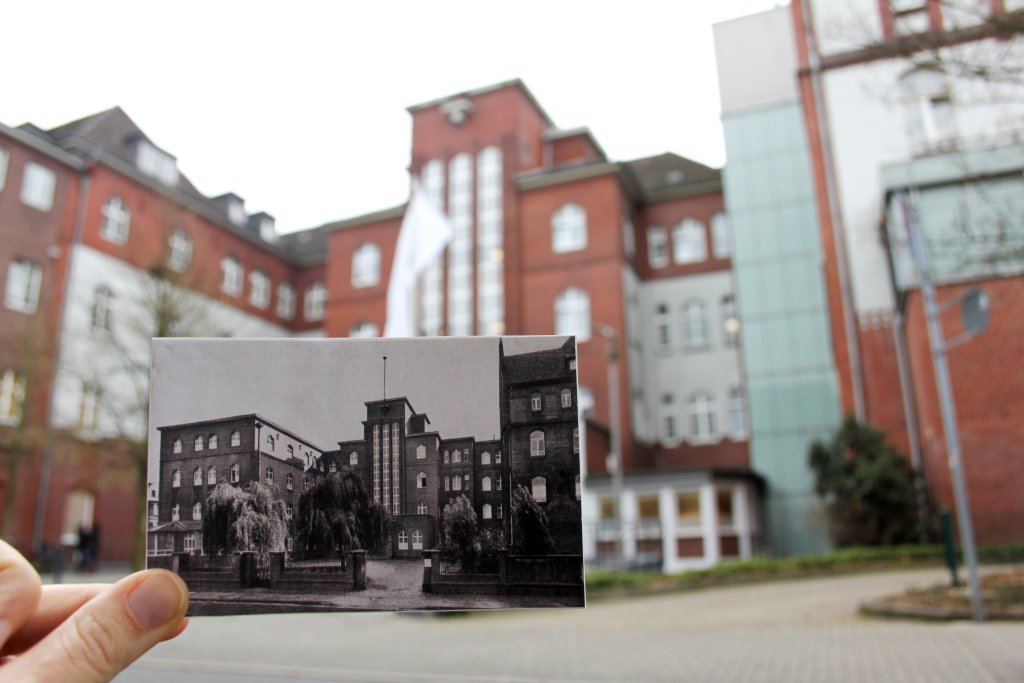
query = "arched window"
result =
(172, 438, 182, 454)
(265, 434, 275, 451)
(193, 468, 202, 486)
(171, 470, 180, 488)
(416, 444, 426, 460)
(249, 269, 270, 309)
(531, 392, 542, 412)
(452, 449, 461, 464)
(220, 256, 243, 296)
(194, 435, 204, 451)
(192, 502, 202, 521)
(286, 473, 294, 490)
(349, 320, 379, 338)
(168, 229, 193, 272)
(277, 282, 296, 320)
(352, 243, 381, 288)
(452, 475, 462, 491)
(443, 450, 450, 463)
(481, 451, 491, 465)
(304, 282, 326, 321)
(655, 302, 671, 348)
(207, 466, 217, 485)
(482, 476, 492, 492)
(230, 463, 239, 484)
(230, 430, 241, 447)
(555, 287, 591, 341)
(208, 434, 218, 449)
(662, 394, 679, 442)
(688, 392, 718, 441)
(711, 212, 730, 258)
(560, 387, 573, 408)
(531, 476, 547, 503)
(673, 219, 707, 264)
(482, 503, 493, 520)
(350, 451, 358, 465)
(90, 286, 114, 334)
(416, 472, 427, 489)
(551, 203, 587, 253)
(682, 300, 709, 349)
(265, 466, 274, 485)
(100, 196, 130, 244)
(412, 530, 423, 549)
(171, 504, 180, 521)
(530, 430, 545, 457)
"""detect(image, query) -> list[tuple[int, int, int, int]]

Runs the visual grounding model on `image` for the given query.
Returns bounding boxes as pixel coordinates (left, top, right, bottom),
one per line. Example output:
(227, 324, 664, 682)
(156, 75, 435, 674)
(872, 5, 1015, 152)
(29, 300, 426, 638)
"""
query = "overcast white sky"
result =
(3, 1, 783, 234)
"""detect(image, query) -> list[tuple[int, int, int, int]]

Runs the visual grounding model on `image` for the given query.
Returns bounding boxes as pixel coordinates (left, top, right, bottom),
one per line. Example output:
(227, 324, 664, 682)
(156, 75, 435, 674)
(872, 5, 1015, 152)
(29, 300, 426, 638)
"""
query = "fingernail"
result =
(127, 572, 185, 631)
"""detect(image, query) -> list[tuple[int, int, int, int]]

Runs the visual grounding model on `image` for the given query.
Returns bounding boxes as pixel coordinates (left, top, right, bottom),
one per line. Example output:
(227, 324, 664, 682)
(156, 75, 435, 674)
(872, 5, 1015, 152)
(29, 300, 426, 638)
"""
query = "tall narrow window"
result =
(476, 146, 504, 335)
(21, 162, 55, 212)
(419, 159, 445, 336)
(573, 427, 579, 455)
(172, 438, 182, 454)
(531, 476, 547, 503)
(90, 286, 114, 334)
(220, 256, 242, 296)
(417, 472, 427, 489)
(207, 466, 217, 485)
(655, 303, 671, 348)
(209, 434, 218, 449)
(4, 259, 42, 314)
(452, 475, 462, 491)
(265, 466, 274, 485)
(0, 146, 8, 191)
(647, 226, 668, 268)
(482, 476, 492, 492)
(711, 212, 730, 258)
(728, 386, 746, 439)
(412, 530, 423, 550)
(673, 219, 707, 264)
(551, 203, 587, 253)
(531, 393, 542, 412)
(230, 463, 239, 483)
(448, 153, 473, 335)
(482, 504, 493, 520)
(560, 388, 573, 408)
(530, 430, 546, 457)
(417, 502, 428, 515)
(277, 283, 295, 320)
(0, 369, 26, 426)
(168, 229, 193, 272)
(230, 430, 241, 447)
(171, 504, 180, 521)
(193, 435, 203, 451)
(304, 282, 325, 321)
(350, 451, 358, 465)
(481, 451, 491, 465)
(287, 473, 294, 490)
(349, 321, 379, 338)
(372, 424, 380, 502)
(352, 243, 381, 288)
(100, 197, 131, 244)
(79, 383, 100, 432)
(688, 392, 718, 441)
(661, 394, 678, 442)
(721, 295, 740, 348)
(555, 287, 591, 341)
(682, 300, 710, 349)
(172, 470, 181, 488)
(249, 270, 270, 309)
(416, 444, 426, 460)
(193, 468, 202, 486)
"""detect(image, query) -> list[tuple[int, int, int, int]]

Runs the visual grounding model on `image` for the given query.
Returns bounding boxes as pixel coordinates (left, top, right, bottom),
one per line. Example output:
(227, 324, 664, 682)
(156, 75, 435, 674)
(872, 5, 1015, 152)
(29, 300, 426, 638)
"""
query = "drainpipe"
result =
(799, 0, 867, 420)
(32, 152, 95, 555)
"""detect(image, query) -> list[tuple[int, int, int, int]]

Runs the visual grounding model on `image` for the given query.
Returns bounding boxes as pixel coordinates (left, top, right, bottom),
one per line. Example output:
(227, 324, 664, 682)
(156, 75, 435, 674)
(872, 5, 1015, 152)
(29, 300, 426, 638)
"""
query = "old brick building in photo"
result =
(148, 338, 582, 559)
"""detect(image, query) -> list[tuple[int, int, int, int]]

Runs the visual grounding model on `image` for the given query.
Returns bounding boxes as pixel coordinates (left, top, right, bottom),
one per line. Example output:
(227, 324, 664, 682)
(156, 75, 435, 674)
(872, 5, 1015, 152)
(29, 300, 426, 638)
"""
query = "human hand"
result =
(0, 539, 189, 682)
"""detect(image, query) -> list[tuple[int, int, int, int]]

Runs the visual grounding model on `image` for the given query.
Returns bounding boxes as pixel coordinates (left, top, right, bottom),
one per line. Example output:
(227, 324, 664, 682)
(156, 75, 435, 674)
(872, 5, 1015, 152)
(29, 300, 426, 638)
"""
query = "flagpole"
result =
(383, 356, 387, 400)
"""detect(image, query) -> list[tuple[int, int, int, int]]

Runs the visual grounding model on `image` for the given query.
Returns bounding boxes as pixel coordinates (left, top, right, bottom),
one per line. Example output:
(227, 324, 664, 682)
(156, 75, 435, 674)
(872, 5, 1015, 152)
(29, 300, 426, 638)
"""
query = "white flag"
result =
(384, 187, 454, 337)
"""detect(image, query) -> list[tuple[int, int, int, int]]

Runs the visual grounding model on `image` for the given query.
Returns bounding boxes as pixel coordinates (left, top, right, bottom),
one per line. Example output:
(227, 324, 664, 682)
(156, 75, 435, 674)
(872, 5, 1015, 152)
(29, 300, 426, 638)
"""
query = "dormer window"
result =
(228, 200, 245, 225)
(134, 140, 178, 185)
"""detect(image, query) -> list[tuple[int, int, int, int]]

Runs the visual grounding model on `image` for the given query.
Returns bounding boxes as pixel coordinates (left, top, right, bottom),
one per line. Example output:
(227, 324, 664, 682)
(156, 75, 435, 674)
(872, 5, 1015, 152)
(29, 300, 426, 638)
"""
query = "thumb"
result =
(2, 569, 188, 683)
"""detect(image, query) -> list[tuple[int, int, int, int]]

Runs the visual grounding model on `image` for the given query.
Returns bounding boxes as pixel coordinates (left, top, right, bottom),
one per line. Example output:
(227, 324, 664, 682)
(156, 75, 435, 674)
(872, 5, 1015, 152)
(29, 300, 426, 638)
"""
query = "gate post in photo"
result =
(422, 549, 438, 593)
(351, 550, 367, 590)
(269, 552, 285, 586)
(239, 551, 255, 588)
(498, 548, 509, 586)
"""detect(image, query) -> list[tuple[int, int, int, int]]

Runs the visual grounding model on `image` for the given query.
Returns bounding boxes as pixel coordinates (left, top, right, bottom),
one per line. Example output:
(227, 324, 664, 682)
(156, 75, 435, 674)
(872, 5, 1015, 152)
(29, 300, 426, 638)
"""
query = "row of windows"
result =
(655, 296, 739, 351)
(396, 529, 424, 549)
(530, 388, 575, 411)
(171, 430, 242, 454)
(660, 388, 746, 443)
(647, 214, 730, 269)
(527, 428, 580, 458)
(441, 448, 501, 465)
(442, 474, 503, 492)
(220, 256, 325, 321)
(170, 501, 294, 523)
(0, 148, 57, 213)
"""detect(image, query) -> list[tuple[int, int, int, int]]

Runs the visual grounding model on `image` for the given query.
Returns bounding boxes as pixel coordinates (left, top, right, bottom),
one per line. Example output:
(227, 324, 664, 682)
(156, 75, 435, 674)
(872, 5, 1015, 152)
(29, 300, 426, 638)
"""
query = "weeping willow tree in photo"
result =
(203, 481, 286, 559)
(293, 472, 390, 558)
(441, 494, 480, 572)
(511, 484, 554, 556)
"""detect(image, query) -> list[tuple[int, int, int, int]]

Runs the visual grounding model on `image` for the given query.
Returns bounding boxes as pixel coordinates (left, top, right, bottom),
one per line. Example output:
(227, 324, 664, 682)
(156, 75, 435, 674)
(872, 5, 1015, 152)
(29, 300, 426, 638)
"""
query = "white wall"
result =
(715, 7, 799, 114)
(52, 244, 292, 439)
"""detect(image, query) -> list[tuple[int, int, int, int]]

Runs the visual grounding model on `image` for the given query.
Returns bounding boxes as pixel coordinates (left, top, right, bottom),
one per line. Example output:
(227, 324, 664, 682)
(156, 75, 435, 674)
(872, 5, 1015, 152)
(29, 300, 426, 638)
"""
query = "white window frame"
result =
(530, 430, 546, 457)
(4, 259, 42, 314)
(482, 476, 492, 492)
(647, 226, 668, 268)
(352, 243, 381, 288)
(350, 451, 358, 465)
(304, 282, 325, 321)
(20, 162, 55, 212)
(560, 388, 573, 409)
(531, 392, 542, 412)
(249, 270, 270, 309)
(688, 392, 718, 442)
(209, 434, 218, 449)
(168, 229, 193, 272)
(531, 476, 547, 504)
(100, 196, 131, 245)
(682, 300, 710, 350)
(193, 468, 202, 486)
(417, 502, 427, 515)
(276, 282, 295, 320)
(220, 256, 243, 296)
(412, 530, 423, 550)
(0, 369, 26, 427)
(417, 472, 427, 489)
(482, 503, 493, 520)
(554, 287, 591, 341)
(551, 203, 587, 253)
(673, 219, 707, 264)
(172, 438, 182, 454)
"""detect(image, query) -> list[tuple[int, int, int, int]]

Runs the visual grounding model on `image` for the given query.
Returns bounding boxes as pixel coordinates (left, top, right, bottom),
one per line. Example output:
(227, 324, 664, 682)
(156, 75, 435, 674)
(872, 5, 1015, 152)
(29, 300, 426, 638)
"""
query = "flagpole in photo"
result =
(384, 186, 455, 338)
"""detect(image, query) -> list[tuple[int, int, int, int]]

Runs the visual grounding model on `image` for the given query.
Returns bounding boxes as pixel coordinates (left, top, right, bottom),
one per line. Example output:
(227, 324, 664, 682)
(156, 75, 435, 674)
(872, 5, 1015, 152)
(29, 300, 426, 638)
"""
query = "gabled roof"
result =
(623, 152, 722, 202)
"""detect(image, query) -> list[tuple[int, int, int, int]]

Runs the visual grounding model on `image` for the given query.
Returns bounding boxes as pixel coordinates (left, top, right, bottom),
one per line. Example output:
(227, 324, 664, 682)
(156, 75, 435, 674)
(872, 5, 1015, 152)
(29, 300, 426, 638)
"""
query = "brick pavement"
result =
(116, 566, 1024, 682)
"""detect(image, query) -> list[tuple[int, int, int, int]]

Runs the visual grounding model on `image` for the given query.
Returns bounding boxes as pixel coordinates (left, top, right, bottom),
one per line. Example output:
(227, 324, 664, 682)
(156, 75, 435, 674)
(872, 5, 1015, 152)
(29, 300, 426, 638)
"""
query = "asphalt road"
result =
(104, 566, 1023, 682)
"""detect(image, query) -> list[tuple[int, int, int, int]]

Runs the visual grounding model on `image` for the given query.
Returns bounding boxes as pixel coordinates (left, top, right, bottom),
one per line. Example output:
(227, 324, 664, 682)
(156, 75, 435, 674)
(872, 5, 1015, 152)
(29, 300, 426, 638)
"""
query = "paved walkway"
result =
(116, 566, 1024, 682)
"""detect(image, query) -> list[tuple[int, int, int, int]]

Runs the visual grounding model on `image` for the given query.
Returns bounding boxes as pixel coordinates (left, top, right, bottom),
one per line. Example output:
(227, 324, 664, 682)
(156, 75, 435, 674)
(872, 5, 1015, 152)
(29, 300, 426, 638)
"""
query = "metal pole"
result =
(594, 325, 624, 561)
(899, 194, 984, 622)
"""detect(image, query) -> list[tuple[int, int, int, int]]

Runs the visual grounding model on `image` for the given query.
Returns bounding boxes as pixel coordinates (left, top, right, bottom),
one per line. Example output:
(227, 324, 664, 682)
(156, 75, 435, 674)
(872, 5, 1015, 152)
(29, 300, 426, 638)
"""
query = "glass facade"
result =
(476, 146, 504, 334)
(722, 101, 840, 555)
(447, 154, 474, 336)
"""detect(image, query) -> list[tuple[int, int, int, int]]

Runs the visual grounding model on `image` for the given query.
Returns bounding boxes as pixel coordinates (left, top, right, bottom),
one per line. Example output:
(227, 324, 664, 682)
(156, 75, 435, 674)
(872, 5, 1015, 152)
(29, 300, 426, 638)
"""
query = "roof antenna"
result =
(383, 355, 387, 400)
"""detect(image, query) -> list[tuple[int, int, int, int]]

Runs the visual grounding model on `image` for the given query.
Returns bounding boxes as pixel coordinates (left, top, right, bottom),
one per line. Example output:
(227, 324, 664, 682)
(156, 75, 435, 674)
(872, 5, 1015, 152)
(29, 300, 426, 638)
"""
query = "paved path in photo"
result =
(114, 566, 1023, 682)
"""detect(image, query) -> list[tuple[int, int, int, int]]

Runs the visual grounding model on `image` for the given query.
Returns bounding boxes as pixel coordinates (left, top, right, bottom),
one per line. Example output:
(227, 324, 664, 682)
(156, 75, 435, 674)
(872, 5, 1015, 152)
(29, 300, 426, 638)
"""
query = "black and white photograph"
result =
(146, 335, 585, 615)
